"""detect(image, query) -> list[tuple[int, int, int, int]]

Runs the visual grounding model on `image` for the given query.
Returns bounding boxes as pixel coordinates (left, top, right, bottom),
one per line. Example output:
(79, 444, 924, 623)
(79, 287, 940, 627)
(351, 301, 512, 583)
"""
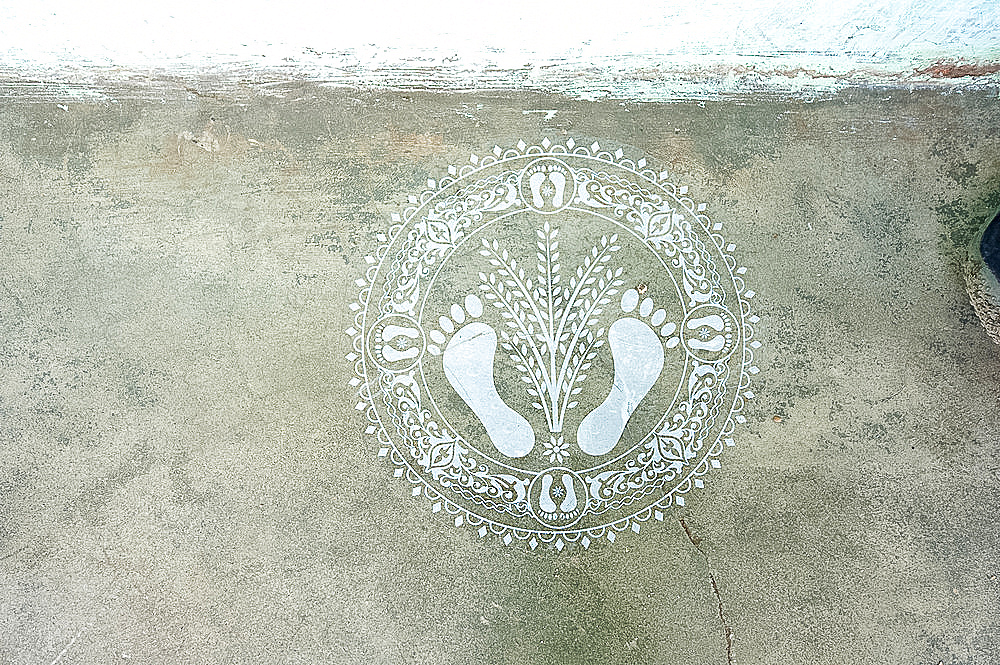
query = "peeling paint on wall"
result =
(0, 1, 999, 99)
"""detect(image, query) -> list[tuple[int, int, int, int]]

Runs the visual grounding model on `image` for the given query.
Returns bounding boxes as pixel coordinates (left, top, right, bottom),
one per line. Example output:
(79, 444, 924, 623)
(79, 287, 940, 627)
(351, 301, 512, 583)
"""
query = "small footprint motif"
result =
(524, 160, 572, 211)
(685, 313, 732, 353)
(428, 295, 535, 458)
(538, 472, 580, 519)
(529, 167, 567, 208)
(576, 289, 679, 456)
(376, 323, 421, 363)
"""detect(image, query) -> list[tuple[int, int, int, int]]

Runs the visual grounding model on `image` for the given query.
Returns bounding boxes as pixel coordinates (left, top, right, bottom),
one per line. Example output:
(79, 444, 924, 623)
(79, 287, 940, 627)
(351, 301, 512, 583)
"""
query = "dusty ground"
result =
(0, 83, 998, 664)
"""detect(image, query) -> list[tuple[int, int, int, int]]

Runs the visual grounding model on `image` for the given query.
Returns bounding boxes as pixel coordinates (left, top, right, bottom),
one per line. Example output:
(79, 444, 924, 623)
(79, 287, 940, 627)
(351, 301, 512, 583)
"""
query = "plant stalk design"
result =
(478, 222, 624, 435)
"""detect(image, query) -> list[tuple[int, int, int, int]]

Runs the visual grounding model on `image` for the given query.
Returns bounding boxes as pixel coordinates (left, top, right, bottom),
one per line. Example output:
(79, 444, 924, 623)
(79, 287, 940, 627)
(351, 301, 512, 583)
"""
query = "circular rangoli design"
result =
(346, 139, 760, 550)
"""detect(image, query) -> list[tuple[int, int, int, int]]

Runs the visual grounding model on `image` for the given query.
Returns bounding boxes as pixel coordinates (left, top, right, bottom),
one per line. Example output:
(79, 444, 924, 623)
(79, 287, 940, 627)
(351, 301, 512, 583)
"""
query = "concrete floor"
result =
(1, 83, 999, 664)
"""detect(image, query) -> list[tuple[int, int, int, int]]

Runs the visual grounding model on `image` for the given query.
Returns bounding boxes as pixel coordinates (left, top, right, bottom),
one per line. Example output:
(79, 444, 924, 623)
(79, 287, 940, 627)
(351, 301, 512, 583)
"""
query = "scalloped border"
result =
(344, 138, 760, 552)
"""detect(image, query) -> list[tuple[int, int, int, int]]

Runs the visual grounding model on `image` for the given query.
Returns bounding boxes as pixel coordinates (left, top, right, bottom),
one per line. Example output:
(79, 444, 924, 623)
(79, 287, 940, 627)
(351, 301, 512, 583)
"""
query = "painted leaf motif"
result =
(425, 219, 452, 245)
(427, 439, 456, 469)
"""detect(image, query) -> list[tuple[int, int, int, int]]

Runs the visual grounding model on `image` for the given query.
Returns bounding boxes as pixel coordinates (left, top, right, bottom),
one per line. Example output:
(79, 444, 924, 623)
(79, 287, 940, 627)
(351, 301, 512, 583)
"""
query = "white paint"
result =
(577, 316, 665, 456)
(2, 1, 996, 97)
(351, 140, 757, 547)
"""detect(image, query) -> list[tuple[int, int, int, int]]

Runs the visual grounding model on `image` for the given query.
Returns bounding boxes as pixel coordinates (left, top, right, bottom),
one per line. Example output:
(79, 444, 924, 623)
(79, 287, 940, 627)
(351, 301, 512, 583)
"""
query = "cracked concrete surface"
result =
(1, 82, 999, 664)
(681, 517, 734, 665)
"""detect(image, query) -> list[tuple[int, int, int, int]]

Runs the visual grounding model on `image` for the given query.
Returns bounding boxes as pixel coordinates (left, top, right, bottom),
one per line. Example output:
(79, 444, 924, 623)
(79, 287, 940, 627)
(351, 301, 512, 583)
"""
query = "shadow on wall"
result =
(966, 207, 1000, 344)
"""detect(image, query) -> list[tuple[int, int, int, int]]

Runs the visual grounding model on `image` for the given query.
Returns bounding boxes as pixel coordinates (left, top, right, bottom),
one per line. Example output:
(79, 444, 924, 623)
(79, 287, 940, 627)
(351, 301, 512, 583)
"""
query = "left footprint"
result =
(428, 295, 535, 458)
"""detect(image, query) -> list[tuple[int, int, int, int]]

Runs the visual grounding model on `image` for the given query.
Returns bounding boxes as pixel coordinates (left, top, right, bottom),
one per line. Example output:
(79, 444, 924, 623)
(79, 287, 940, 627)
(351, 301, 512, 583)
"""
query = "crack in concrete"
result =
(48, 628, 83, 665)
(680, 516, 734, 665)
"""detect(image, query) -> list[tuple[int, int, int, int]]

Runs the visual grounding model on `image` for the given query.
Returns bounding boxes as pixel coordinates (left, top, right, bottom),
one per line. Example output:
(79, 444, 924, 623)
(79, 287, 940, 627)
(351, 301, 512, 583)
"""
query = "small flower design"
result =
(542, 435, 570, 464)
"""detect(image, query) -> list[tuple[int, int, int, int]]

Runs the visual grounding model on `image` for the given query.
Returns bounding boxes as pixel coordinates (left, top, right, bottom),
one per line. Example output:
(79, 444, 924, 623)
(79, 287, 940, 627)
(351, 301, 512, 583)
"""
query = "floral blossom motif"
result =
(542, 435, 571, 464)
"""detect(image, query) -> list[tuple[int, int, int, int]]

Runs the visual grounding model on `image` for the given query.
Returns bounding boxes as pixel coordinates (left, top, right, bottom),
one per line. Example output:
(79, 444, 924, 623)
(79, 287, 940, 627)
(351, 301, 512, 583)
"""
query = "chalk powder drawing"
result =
(346, 140, 760, 550)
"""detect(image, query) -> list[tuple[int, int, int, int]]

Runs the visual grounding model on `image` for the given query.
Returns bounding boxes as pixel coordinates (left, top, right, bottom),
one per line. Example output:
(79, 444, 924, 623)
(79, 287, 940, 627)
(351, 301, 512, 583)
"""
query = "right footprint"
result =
(577, 289, 677, 456)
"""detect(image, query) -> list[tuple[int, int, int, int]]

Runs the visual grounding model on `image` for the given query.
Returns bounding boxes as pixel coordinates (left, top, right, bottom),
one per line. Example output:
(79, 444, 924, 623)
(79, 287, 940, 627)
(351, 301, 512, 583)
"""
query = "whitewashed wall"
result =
(1, 0, 998, 98)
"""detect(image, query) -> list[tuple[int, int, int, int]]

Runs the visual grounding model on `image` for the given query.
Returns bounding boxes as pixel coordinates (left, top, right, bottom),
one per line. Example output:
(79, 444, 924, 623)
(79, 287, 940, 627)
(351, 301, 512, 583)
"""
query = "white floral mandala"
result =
(345, 139, 760, 551)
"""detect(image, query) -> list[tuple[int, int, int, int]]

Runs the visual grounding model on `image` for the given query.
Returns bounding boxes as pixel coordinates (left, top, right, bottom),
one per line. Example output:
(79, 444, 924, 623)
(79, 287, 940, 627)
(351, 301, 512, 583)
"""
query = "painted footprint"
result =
(538, 472, 579, 517)
(531, 469, 585, 527)
(521, 158, 574, 213)
(680, 304, 739, 362)
(368, 314, 425, 372)
(576, 289, 678, 456)
(529, 166, 567, 208)
(427, 294, 535, 458)
(375, 323, 421, 363)
(685, 314, 731, 352)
